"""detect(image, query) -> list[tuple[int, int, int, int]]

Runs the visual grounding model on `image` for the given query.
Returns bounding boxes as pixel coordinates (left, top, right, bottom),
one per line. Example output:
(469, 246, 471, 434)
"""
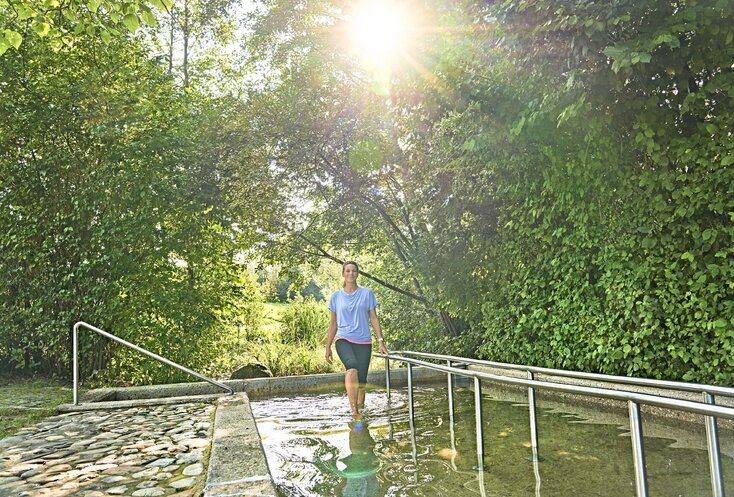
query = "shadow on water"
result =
(250, 385, 734, 497)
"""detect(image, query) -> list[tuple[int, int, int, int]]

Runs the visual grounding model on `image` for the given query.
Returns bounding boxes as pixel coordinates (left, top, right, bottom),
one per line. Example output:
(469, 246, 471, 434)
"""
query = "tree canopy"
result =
(1, 0, 732, 385)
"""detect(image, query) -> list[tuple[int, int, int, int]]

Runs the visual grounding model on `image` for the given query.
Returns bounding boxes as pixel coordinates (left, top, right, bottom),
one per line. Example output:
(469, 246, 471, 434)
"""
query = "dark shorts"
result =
(335, 339, 372, 386)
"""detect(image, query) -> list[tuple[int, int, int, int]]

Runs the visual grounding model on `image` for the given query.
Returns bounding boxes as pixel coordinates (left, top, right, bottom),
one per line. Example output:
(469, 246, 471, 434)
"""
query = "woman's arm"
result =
(325, 311, 337, 363)
(369, 308, 388, 354)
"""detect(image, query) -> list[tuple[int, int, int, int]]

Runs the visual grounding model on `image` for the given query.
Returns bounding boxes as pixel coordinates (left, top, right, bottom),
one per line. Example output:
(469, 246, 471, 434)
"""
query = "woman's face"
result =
(343, 264, 358, 283)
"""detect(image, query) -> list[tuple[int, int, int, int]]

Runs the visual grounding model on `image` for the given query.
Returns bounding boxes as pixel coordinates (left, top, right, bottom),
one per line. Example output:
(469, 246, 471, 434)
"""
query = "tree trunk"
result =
(183, 0, 190, 87)
(168, 7, 175, 74)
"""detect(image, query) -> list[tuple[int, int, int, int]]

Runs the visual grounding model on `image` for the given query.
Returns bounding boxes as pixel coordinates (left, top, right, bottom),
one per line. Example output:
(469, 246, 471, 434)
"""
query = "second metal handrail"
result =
(377, 351, 734, 497)
(72, 321, 234, 405)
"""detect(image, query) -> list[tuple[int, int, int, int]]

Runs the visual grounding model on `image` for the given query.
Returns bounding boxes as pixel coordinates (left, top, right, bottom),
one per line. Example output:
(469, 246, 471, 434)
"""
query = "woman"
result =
(325, 261, 388, 419)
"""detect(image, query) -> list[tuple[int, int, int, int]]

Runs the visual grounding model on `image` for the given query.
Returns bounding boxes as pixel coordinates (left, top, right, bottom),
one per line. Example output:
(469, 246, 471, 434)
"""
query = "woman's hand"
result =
(325, 346, 333, 364)
(377, 340, 388, 355)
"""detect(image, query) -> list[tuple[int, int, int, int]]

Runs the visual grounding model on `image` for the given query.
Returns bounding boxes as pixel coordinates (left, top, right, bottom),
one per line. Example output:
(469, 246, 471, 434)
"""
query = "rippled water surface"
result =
(250, 384, 734, 497)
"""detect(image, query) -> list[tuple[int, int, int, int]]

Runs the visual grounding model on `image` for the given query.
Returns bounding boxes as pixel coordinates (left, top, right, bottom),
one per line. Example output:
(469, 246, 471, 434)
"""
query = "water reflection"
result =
(325, 420, 381, 497)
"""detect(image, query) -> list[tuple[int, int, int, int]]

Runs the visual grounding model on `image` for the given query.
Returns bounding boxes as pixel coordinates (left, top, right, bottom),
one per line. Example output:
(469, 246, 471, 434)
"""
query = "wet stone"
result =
(132, 487, 166, 497)
(170, 476, 196, 489)
(20, 466, 44, 478)
(147, 457, 176, 468)
(182, 463, 203, 476)
(174, 451, 203, 465)
(179, 439, 208, 449)
(102, 475, 127, 484)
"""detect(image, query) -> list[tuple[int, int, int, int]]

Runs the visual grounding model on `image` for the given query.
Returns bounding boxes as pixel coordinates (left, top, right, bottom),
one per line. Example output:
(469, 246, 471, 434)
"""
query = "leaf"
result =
(4, 30, 22, 49)
(123, 13, 140, 32)
(100, 29, 112, 44)
(722, 156, 734, 166)
(16, 6, 34, 20)
(150, 0, 173, 10)
(141, 9, 158, 27)
(33, 22, 52, 37)
(602, 46, 625, 59)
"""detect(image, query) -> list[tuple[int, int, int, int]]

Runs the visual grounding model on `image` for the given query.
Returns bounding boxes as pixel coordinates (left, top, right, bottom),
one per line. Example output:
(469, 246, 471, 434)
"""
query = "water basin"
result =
(250, 384, 734, 497)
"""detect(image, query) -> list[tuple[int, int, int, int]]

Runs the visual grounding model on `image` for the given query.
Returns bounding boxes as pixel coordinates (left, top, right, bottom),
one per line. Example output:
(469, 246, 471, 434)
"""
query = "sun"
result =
(349, 1, 409, 64)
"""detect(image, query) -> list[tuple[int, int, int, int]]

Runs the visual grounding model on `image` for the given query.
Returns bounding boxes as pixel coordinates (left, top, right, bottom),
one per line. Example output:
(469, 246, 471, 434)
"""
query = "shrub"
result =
(280, 297, 330, 347)
(251, 334, 340, 376)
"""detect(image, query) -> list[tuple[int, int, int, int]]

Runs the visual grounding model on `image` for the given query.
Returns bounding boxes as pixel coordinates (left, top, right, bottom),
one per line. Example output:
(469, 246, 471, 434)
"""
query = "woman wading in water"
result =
(325, 261, 388, 419)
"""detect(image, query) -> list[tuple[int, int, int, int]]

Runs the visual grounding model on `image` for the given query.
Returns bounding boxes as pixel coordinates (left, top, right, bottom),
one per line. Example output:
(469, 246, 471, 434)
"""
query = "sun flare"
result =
(349, 1, 409, 63)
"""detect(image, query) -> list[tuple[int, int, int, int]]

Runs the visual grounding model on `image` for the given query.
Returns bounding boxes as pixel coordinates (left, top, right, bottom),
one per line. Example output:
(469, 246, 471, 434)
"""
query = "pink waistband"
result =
(335, 336, 372, 345)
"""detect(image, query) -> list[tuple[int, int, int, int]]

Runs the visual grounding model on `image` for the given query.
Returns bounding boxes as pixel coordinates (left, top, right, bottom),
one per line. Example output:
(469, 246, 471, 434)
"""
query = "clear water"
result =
(250, 384, 734, 497)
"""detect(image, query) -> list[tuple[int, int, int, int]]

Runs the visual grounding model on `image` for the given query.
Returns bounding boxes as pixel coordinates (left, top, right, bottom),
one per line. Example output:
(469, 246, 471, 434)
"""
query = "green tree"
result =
(0, 0, 171, 56)
(0, 15, 266, 382)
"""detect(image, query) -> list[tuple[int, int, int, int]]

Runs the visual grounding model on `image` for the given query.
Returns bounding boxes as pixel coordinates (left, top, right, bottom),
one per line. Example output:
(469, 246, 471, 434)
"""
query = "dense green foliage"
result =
(0, 13, 263, 383)
(244, 0, 733, 384)
(465, 0, 734, 384)
(0, 0, 171, 56)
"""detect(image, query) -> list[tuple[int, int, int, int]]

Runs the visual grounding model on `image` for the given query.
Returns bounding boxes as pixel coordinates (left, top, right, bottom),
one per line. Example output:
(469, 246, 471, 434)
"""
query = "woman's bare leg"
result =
(345, 368, 361, 418)
(358, 388, 366, 408)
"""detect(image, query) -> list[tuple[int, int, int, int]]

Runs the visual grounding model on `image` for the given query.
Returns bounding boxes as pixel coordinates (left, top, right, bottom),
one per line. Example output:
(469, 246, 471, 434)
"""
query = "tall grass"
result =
(250, 334, 341, 377)
(279, 297, 329, 347)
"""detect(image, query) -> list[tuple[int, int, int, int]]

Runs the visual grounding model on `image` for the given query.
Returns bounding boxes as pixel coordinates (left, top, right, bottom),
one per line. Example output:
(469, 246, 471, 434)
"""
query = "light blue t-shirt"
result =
(329, 287, 378, 344)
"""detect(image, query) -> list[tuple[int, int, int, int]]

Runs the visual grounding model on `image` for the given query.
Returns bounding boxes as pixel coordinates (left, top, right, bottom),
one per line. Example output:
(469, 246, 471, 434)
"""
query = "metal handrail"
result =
(72, 321, 234, 405)
(377, 352, 733, 497)
(392, 350, 734, 398)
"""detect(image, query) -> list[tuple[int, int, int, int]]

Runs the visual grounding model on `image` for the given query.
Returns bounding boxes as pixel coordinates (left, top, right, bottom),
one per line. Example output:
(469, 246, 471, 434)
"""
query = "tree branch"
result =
(293, 231, 428, 304)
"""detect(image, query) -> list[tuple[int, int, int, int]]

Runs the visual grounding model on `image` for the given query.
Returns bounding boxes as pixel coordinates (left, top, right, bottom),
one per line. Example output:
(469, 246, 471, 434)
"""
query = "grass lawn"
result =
(260, 302, 291, 339)
(0, 375, 72, 439)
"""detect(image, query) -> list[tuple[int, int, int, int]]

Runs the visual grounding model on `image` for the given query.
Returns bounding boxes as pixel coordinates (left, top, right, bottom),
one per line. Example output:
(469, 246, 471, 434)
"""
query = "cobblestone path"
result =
(0, 403, 215, 497)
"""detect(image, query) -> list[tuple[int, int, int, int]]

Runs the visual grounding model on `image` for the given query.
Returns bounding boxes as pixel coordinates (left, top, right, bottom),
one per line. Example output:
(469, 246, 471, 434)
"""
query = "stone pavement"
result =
(0, 403, 215, 497)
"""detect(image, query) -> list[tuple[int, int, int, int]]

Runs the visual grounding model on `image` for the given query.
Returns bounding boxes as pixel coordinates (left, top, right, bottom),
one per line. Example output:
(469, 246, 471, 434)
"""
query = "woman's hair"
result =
(342, 260, 359, 273)
(342, 260, 359, 287)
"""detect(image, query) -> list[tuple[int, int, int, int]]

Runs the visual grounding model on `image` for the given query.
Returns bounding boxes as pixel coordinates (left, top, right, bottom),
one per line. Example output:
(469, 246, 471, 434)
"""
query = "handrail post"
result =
(447, 360, 455, 420)
(73, 323, 79, 405)
(385, 356, 391, 400)
(474, 376, 485, 471)
(628, 401, 649, 497)
(703, 392, 724, 497)
(527, 370, 542, 462)
(407, 362, 415, 425)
